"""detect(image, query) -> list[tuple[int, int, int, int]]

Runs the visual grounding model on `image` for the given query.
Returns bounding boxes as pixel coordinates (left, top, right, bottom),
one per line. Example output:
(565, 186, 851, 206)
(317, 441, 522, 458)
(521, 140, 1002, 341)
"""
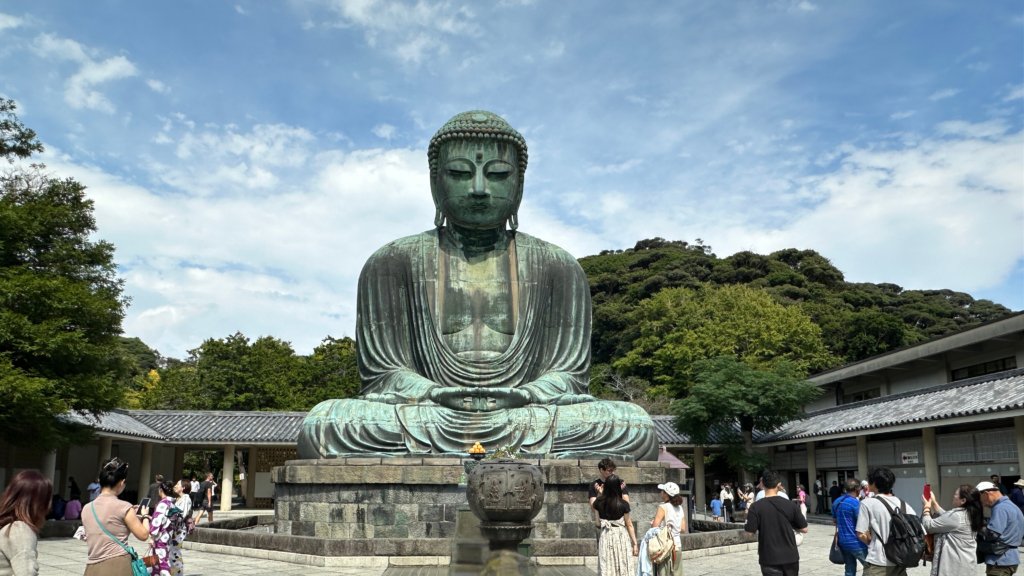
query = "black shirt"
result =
(199, 480, 214, 503)
(745, 496, 807, 566)
(587, 478, 629, 500)
(593, 497, 631, 521)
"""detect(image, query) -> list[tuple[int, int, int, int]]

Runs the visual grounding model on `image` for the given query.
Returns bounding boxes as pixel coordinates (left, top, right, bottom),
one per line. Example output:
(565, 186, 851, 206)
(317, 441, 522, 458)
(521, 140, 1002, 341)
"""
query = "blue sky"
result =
(1, 1, 1021, 359)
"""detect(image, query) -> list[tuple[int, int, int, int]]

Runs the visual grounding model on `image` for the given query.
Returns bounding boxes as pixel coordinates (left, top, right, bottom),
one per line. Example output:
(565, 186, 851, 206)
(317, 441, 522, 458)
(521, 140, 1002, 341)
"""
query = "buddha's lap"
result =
(305, 397, 652, 428)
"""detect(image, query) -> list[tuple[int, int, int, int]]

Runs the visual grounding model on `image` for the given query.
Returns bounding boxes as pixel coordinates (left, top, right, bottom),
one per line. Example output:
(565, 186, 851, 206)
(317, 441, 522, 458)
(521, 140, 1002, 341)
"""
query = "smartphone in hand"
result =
(923, 484, 931, 500)
(137, 497, 151, 514)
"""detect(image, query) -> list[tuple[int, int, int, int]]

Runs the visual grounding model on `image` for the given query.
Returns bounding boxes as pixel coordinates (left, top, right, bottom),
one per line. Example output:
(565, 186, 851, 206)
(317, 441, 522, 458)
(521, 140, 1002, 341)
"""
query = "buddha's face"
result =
(433, 138, 521, 230)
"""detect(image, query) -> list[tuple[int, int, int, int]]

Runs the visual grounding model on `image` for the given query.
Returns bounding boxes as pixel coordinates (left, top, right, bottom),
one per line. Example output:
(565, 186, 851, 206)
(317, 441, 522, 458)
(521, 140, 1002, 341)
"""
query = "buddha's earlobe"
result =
(508, 212, 518, 231)
(435, 209, 446, 228)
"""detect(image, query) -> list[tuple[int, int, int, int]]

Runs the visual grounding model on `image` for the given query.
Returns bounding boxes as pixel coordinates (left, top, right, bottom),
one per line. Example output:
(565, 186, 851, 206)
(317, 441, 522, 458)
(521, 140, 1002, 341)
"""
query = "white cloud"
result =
(38, 128, 434, 357)
(928, 88, 959, 101)
(235, 4, 248, 15)
(372, 123, 396, 139)
(543, 41, 565, 59)
(1003, 84, 1024, 101)
(317, 0, 477, 64)
(31, 33, 138, 113)
(890, 110, 915, 120)
(586, 159, 643, 175)
(935, 119, 1009, 139)
(796, 1, 818, 12)
(146, 79, 168, 93)
(729, 124, 1023, 292)
(0, 12, 23, 31)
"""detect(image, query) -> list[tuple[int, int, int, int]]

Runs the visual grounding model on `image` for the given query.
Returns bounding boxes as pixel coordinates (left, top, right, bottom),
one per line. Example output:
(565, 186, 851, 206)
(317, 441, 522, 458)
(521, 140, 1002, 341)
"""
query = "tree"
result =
(184, 332, 303, 411)
(615, 284, 839, 390)
(0, 99, 43, 161)
(295, 336, 360, 409)
(1, 158, 128, 447)
(673, 356, 821, 479)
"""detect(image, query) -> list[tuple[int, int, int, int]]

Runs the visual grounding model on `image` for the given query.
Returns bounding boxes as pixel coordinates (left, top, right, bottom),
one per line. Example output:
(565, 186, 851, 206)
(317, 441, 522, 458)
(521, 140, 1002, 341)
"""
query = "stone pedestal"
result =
(270, 457, 686, 559)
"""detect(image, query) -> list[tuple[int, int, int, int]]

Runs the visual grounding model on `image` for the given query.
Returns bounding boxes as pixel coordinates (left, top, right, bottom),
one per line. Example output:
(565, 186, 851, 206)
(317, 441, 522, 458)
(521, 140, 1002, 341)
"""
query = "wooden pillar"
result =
(220, 444, 235, 511)
(173, 447, 185, 481)
(922, 427, 939, 496)
(694, 446, 706, 515)
(41, 450, 57, 483)
(98, 437, 113, 464)
(137, 442, 153, 499)
(806, 441, 818, 514)
(857, 435, 869, 480)
(245, 447, 257, 508)
(1015, 416, 1024, 479)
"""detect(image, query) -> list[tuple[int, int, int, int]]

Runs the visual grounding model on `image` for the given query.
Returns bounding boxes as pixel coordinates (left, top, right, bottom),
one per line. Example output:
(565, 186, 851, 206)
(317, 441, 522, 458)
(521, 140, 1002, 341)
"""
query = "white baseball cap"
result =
(976, 481, 1000, 492)
(658, 482, 680, 497)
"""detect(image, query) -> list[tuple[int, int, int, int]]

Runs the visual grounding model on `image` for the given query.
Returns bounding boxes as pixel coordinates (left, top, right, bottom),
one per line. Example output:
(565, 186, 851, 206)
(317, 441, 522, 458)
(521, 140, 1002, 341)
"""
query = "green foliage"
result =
(0, 161, 128, 447)
(614, 284, 838, 392)
(584, 241, 1013, 369)
(673, 356, 821, 473)
(140, 333, 360, 411)
(0, 99, 43, 161)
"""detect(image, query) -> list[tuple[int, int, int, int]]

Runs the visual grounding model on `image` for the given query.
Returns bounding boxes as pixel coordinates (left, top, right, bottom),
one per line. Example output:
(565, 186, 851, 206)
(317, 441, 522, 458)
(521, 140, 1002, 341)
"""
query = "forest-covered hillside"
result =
(580, 238, 1013, 408)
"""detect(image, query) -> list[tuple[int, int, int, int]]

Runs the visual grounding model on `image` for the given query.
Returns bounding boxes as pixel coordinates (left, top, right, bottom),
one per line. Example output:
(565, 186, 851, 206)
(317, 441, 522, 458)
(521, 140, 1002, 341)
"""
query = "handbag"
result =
(976, 525, 1011, 558)
(648, 525, 675, 564)
(829, 533, 845, 564)
(88, 503, 150, 576)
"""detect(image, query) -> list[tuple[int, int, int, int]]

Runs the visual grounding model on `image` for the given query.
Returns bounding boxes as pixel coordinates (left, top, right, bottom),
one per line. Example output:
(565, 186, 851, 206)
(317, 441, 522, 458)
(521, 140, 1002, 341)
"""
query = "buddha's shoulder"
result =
(365, 230, 439, 260)
(514, 232, 583, 265)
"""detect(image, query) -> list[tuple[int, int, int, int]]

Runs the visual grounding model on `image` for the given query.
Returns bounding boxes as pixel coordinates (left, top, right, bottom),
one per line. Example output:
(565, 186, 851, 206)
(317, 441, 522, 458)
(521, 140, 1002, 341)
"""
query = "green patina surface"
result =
(298, 111, 657, 461)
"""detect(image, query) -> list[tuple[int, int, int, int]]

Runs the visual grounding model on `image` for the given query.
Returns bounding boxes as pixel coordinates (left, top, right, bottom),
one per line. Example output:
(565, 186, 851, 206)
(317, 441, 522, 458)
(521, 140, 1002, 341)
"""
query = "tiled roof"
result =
(71, 410, 707, 447)
(652, 415, 766, 446)
(760, 368, 1024, 442)
(131, 411, 306, 444)
(63, 410, 164, 440)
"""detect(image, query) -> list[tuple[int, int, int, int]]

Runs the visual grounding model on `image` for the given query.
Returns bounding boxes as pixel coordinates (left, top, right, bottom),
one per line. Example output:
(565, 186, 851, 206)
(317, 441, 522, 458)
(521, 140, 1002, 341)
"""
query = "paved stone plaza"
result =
(36, 520, 990, 576)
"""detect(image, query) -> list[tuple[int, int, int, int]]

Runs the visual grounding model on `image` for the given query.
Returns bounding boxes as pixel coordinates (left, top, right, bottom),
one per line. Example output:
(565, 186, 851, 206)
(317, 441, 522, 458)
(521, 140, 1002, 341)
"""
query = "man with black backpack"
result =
(856, 467, 925, 576)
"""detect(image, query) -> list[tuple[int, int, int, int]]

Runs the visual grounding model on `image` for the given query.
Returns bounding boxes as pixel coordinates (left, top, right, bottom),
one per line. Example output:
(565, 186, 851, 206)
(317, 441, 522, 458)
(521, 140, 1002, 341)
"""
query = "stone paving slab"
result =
(38, 522, 994, 576)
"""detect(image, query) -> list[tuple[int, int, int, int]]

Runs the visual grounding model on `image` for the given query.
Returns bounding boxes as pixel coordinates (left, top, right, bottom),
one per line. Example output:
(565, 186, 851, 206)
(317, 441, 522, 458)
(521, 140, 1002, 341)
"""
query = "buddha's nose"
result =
(471, 170, 488, 197)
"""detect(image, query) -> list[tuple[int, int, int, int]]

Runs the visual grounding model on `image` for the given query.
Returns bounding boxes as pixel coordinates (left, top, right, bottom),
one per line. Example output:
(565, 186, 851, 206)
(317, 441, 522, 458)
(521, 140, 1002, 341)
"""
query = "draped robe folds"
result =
(298, 229, 658, 460)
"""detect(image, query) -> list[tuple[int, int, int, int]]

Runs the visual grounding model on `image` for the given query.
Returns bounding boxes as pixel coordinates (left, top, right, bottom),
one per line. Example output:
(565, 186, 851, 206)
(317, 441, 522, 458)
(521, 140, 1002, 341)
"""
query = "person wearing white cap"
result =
(860, 479, 875, 501)
(977, 480, 1023, 576)
(1010, 478, 1024, 517)
(650, 482, 685, 576)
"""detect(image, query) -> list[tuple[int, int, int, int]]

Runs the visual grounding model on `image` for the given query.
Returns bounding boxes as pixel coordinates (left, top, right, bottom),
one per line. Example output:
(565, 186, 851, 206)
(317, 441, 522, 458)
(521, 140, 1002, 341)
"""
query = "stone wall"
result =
(269, 457, 686, 557)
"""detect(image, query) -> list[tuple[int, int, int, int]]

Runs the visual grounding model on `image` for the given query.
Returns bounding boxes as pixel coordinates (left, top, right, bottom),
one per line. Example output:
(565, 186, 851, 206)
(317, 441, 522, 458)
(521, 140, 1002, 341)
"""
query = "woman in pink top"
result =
(80, 457, 153, 576)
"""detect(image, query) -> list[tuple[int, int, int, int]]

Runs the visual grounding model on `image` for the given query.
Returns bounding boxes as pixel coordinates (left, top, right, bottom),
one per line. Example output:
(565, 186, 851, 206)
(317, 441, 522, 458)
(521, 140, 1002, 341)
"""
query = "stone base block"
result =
(268, 457, 686, 557)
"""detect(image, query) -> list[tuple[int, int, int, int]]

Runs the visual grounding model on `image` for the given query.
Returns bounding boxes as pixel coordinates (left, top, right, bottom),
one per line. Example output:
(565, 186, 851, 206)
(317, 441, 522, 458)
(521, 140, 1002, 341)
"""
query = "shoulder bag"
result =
(88, 503, 153, 576)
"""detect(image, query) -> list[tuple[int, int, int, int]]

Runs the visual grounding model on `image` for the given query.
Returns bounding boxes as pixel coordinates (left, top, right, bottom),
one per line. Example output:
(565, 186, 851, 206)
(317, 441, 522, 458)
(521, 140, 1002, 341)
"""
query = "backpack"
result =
(648, 526, 674, 564)
(872, 496, 926, 567)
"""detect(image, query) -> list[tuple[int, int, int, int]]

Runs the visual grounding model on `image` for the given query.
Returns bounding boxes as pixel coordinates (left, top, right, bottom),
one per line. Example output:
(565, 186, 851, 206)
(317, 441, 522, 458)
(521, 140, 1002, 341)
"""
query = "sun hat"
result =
(976, 481, 999, 492)
(658, 482, 680, 497)
(1014, 479, 1024, 488)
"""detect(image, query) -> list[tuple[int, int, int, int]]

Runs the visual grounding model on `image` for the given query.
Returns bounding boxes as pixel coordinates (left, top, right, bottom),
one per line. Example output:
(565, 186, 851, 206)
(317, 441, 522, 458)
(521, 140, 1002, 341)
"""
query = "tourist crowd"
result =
(0, 456, 222, 576)
(589, 459, 1024, 576)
